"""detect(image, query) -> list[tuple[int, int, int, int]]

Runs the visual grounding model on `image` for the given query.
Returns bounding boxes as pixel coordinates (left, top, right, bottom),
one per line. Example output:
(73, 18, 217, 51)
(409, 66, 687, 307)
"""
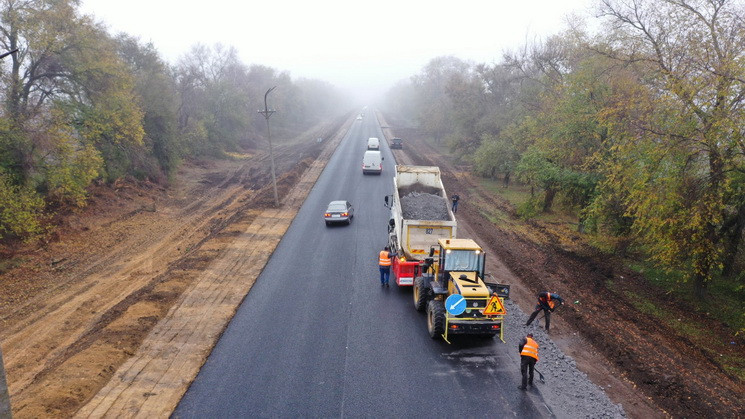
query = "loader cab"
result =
(433, 238, 485, 288)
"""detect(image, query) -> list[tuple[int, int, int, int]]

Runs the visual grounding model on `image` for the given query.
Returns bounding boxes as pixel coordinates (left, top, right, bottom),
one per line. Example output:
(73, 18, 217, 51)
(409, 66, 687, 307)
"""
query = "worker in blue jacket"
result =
(525, 292, 564, 332)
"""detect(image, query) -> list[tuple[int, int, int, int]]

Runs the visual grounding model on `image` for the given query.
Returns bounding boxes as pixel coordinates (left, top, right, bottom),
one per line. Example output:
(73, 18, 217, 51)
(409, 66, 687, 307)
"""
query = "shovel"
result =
(534, 368, 546, 384)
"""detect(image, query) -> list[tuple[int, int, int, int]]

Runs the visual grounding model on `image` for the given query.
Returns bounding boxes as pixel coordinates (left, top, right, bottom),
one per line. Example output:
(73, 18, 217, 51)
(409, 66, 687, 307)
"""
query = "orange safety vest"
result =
(547, 294, 555, 309)
(540, 293, 556, 309)
(521, 337, 539, 361)
(379, 251, 392, 266)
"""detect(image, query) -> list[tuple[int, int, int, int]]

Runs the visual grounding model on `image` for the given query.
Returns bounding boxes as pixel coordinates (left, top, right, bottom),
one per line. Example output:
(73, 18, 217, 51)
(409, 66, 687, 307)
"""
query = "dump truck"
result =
(384, 165, 456, 286)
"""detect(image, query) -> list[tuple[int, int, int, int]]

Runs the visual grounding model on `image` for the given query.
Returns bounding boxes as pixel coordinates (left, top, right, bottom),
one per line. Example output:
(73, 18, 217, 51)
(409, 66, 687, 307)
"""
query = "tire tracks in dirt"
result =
(74, 118, 352, 417)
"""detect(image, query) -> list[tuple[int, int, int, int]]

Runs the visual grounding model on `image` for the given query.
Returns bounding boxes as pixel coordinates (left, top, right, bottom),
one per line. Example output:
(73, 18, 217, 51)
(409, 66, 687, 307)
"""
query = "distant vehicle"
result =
(367, 137, 380, 150)
(324, 200, 354, 225)
(391, 137, 403, 149)
(362, 150, 383, 175)
(356, 115, 363, 120)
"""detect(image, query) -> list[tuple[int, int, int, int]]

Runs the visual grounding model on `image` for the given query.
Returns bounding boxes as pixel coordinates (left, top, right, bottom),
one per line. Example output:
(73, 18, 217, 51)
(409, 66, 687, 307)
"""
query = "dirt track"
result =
(377, 111, 745, 418)
(0, 116, 350, 417)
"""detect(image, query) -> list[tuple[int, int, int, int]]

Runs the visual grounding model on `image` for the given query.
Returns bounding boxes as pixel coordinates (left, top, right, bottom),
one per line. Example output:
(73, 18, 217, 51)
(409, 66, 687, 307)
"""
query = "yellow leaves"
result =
(42, 108, 104, 207)
(45, 141, 103, 208)
(79, 93, 144, 147)
(0, 169, 46, 241)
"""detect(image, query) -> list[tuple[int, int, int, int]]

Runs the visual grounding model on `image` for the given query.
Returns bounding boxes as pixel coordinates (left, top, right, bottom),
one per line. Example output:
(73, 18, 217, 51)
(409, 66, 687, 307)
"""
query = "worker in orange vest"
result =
(525, 291, 564, 332)
(378, 246, 393, 287)
(518, 333, 539, 390)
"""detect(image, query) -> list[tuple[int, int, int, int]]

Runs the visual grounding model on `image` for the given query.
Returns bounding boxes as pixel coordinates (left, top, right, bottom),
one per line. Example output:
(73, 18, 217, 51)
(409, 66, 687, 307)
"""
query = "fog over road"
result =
(174, 115, 551, 417)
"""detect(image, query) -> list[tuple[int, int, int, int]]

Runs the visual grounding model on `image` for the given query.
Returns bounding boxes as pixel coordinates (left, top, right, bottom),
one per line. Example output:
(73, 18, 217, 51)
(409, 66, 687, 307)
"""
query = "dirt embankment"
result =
(377, 111, 745, 418)
(0, 115, 351, 418)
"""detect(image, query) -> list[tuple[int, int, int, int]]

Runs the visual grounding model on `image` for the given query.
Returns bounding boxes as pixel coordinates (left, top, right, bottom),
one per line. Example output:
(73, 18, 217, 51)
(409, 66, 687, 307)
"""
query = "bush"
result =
(45, 143, 103, 207)
(517, 197, 542, 219)
(0, 170, 46, 241)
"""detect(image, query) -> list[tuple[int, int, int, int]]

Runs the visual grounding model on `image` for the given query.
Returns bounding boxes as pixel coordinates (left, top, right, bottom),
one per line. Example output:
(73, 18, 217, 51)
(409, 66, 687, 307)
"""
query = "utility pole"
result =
(258, 86, 279, 207)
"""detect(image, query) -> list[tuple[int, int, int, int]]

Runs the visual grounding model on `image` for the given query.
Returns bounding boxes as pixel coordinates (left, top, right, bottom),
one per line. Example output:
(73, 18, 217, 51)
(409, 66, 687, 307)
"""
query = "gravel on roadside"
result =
(502, 299, 626, 418)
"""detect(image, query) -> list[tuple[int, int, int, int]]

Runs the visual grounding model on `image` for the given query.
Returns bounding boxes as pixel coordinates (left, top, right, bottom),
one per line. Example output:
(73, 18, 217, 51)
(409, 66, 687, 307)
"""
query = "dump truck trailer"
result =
(385, 165, 457, 286)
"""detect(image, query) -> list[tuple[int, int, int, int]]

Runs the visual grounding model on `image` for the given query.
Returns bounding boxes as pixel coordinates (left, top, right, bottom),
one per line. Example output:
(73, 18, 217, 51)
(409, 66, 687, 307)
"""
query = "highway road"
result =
(174, 114, 551, 418)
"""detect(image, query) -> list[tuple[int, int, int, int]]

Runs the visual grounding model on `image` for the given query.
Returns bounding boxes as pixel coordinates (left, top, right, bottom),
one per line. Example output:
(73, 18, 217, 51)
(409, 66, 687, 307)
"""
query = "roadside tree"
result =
(597, 0, 745, 297)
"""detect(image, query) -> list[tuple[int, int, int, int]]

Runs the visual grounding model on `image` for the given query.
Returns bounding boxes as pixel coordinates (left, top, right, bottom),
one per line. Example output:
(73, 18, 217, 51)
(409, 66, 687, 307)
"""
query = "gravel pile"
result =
(400, 191, 450, 220)
(398, 183, 442, 196)
(502, 299, 626, 418)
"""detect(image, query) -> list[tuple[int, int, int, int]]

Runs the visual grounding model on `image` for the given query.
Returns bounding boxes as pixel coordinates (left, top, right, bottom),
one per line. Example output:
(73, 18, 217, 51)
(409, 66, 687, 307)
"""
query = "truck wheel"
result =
(427, 300, 446, 339)
(413, 277, 429, 312)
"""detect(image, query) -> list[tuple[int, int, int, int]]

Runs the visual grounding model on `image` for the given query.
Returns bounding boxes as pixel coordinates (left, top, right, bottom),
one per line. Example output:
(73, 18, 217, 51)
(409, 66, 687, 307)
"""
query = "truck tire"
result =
(427, 300, 446, 339)
(413, 277, 429, 312)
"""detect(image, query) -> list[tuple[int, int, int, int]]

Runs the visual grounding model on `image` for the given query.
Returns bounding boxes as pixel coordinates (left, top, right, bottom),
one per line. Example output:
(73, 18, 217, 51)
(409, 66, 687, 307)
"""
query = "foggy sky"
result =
(80, 0, 595, 103)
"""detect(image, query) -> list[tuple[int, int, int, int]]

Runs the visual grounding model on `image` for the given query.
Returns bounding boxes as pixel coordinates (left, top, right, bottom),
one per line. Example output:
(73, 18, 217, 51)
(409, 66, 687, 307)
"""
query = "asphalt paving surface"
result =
(174, 115, 572, 418)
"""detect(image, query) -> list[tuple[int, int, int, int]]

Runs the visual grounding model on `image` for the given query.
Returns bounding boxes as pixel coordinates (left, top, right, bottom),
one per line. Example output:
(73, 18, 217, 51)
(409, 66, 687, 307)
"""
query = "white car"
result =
(356, 115, 363, 120)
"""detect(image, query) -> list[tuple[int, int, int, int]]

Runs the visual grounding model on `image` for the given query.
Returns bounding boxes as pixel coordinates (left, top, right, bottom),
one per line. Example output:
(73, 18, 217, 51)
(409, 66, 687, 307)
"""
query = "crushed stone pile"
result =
(503, 299, 626, 418)
(400, 191, 450, 220)
(398, 183, 442, 196)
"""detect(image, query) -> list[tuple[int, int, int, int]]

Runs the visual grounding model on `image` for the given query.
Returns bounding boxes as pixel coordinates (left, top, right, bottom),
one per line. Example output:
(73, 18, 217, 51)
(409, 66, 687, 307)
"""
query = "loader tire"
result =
(427, 300, 446, 339)
(413, 277, 429, 312)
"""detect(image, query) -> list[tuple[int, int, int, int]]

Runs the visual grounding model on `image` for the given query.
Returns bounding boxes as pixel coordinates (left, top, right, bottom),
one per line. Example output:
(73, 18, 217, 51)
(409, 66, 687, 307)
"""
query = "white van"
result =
(367, 137, 380, 150)
(362, 150, 383, 175)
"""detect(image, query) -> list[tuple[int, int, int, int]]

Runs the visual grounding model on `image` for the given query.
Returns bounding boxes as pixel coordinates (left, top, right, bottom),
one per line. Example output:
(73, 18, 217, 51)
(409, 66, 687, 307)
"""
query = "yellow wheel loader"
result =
(413, 238, 510, 342)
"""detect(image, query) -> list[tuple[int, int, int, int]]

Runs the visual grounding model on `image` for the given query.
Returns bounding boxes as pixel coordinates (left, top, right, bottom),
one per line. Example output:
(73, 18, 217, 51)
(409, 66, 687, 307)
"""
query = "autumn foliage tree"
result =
(595, 0, 745, 297)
